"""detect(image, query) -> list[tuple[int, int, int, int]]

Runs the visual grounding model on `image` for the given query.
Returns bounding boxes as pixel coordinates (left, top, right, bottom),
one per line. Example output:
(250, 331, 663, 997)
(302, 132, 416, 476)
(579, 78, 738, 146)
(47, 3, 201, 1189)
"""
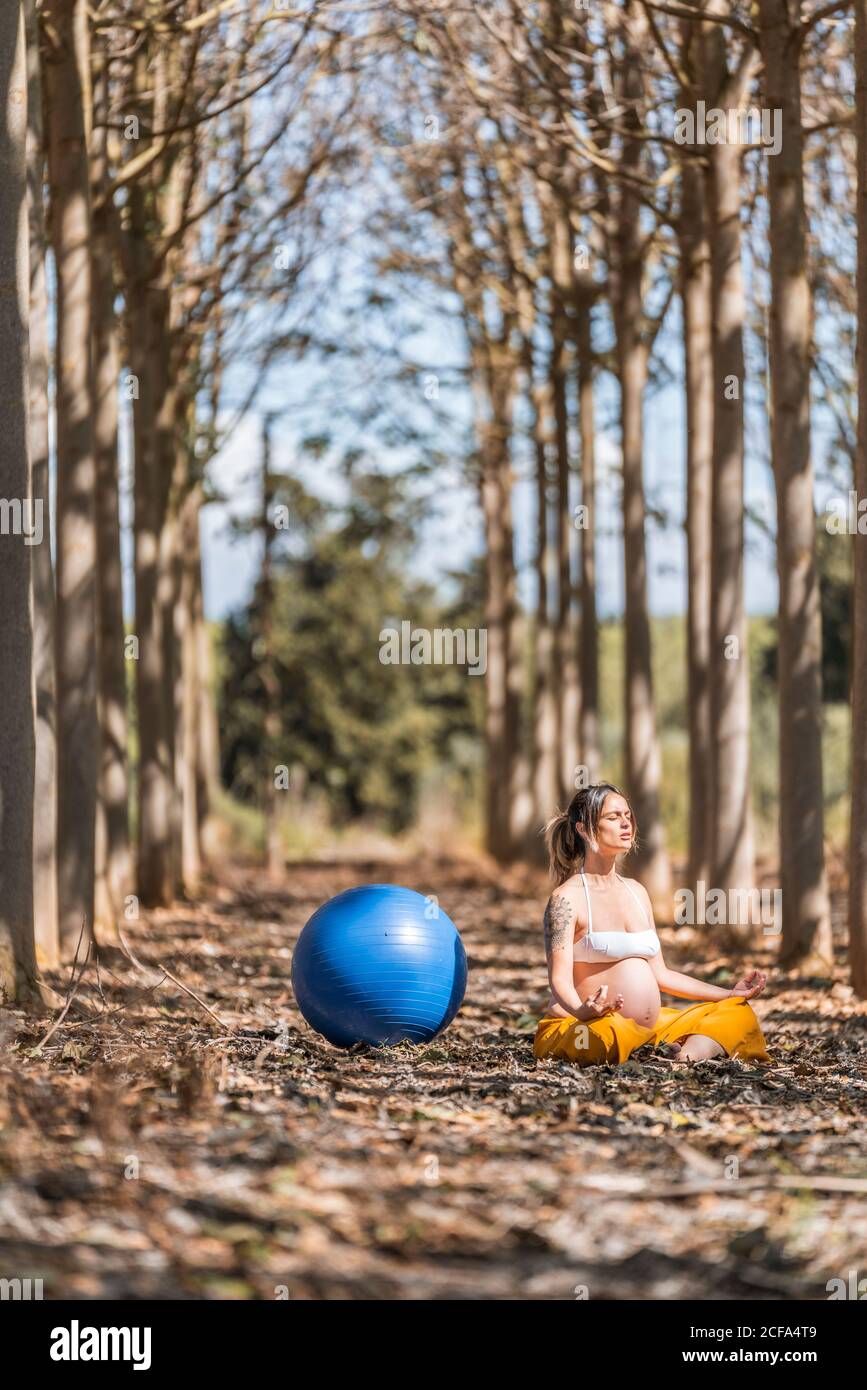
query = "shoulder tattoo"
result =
(543, 894, 573, 954)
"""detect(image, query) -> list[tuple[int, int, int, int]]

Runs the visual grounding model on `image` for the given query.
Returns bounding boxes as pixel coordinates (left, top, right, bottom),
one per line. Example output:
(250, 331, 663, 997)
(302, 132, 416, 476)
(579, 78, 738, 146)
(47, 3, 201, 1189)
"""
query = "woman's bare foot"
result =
(669, 1035, 727, 1063)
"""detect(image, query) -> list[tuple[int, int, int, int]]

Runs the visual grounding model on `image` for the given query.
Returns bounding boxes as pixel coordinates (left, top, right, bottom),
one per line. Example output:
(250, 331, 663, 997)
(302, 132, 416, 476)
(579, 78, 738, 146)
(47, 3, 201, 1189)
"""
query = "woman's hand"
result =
(729, 969, 767, 1001)
(576, 984, 624, 1021)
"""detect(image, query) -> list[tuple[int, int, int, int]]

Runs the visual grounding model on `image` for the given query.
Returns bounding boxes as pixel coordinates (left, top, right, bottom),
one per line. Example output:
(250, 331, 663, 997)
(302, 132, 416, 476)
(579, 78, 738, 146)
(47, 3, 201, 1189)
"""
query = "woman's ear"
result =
(577, 820, 597, 853)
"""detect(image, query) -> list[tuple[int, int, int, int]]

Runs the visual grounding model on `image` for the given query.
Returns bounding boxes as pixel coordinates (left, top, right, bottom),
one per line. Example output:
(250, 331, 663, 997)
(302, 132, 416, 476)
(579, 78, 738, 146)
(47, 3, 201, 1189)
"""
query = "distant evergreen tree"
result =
(219, 467, 483, 833)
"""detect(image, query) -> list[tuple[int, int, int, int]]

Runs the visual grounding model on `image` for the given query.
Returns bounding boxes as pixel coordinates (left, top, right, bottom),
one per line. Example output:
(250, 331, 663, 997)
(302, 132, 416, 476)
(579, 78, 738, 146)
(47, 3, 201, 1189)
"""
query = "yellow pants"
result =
(533, 997, 770, 1066)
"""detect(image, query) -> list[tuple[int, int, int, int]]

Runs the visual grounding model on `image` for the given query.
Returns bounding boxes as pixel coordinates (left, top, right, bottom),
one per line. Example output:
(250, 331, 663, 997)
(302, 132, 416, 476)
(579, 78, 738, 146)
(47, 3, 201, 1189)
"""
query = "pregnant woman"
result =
(534, 783, 770, 1067)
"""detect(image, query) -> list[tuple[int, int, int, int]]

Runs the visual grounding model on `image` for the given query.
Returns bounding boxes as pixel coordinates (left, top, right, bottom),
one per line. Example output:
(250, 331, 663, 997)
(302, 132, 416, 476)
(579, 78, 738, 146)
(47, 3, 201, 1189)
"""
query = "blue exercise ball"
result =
(291, 883, 468, 1048)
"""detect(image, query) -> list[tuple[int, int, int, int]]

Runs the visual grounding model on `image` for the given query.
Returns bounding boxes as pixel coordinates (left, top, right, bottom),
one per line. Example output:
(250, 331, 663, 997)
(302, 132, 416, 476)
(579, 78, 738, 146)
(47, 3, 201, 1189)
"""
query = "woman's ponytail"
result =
(544, 808, 583, 886)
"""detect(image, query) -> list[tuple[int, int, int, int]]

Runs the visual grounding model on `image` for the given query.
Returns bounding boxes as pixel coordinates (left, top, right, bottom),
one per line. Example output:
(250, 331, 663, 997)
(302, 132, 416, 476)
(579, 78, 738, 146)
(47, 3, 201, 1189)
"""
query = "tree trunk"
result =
(129, 271, 175, 906)
(477, 347, 519, 861)
(537, 7, 582, 804)
(43, 0, 99, 960)
(575, 298, 600, 784)
(157, 374, 183, 893)
(26, 0, 59, 969)
(260, 414, 283, 880)
(549, 201, 579, 801)
(679, 97, 714, 895)
(851, 0, 867, 998)
(91, 32, 131, 940)
(614, 13, 672, 917)
(450, 178, 521, 861)
(757, 0, 832, 969)
(506, 457, 532, 853)
(194, 527, 220, 829)
(497, 163, 556, 843)
(534, 381, 559, 823)
(179, 486, 202, 893)
(703, 12, 756, 923)
(0, 0, 39, 1003)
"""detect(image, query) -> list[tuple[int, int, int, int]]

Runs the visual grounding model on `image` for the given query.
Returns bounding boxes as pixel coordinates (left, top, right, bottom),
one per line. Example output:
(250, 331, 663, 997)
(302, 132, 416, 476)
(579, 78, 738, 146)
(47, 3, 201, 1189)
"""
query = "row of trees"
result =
(2, 0, 865, 1004)
(0, 0, 351, 1002)
(362, 0, 865, 983)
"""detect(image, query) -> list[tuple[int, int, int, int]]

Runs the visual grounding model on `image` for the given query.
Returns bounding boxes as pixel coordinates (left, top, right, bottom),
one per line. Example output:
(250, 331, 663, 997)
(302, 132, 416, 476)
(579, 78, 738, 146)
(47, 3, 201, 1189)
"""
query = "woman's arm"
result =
(636, 891, 767, 1001)
(650, 959, 732, 1002)
(543, 887, 595, 1018)
(632, 881, 738, 1002)
(652, 960, 767, 1002)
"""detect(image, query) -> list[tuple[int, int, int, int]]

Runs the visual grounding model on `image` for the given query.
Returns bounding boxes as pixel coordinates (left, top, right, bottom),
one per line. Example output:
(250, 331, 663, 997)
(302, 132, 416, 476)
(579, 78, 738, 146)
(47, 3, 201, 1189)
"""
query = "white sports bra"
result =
(573, 870, 660, 962)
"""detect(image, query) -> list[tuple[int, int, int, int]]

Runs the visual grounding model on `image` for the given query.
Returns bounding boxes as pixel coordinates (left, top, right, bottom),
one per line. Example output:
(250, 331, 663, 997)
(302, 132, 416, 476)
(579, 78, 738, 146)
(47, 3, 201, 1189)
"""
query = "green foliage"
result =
(757, 522, 853, 702)
(218, 468, 482, 834)
(816, 524, 853, 703)
(216, 475, 851, 857)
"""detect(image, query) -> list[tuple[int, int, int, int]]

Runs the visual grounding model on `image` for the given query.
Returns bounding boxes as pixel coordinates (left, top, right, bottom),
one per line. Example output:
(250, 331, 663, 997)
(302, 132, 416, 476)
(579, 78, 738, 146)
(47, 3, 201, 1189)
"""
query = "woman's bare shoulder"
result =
(542, 878, 586, 943)
(618, 874, 655, 922)
(620, 873, 651, 901)
(552, 870, 585, 897)
(544, 876, 583, 912)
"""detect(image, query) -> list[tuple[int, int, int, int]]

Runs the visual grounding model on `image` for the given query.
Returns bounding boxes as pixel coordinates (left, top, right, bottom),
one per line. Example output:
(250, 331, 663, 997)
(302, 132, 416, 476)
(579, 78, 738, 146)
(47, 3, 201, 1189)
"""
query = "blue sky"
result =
(109, 282, 846, 632)
(197, 318, 786, 626)
(113, 159, 850, 631)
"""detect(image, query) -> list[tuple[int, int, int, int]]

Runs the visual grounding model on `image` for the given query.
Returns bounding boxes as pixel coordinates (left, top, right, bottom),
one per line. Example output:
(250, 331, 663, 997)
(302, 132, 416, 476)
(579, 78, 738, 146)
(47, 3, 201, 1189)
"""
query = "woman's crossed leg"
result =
(666, 1034, 727, 1062)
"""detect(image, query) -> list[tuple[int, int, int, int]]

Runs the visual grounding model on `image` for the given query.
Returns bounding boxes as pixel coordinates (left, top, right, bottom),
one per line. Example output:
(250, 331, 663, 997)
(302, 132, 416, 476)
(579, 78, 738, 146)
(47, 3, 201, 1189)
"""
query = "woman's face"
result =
(585, 793, 635, 854)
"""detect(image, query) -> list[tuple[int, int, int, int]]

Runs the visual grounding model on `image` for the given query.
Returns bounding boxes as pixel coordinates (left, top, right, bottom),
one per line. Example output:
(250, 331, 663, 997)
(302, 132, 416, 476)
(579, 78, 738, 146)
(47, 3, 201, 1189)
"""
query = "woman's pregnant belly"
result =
(547, 958, 661, 1029)
(577, 959, 661, 1028)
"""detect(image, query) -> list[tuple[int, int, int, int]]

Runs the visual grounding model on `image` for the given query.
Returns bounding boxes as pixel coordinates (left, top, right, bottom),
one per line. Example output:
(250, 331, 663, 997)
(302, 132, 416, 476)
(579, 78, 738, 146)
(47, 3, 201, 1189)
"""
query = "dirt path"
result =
(2, 858, 865, 1299)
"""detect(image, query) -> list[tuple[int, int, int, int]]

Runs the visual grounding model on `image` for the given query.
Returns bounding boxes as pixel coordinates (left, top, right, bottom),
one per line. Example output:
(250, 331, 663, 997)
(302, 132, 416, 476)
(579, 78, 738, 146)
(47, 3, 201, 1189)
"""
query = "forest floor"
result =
(1, 854, 866, 1300)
